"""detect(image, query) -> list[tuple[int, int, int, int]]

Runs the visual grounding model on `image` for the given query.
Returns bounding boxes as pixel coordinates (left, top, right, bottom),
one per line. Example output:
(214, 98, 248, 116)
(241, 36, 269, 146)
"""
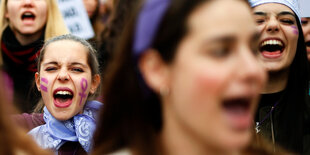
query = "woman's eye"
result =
(256, 19, 265, 24)
(45, 67, 56, 71)
(72, 68, 84, 72)
(210, 47, 230, 58)
(301, 20, 308, 26)
(280, 19, 294, 25)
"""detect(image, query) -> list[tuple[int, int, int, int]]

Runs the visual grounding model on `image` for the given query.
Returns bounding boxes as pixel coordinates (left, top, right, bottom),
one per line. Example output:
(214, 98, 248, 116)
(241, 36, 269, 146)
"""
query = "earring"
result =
(160, 86, 170, 96)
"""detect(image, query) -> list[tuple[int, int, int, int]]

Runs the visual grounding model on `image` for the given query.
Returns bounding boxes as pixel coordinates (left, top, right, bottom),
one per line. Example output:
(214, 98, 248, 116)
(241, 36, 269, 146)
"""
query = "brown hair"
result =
(87, 0, 104, 45)
(92, 0, 284, 154)
(98, 0, 141, 73)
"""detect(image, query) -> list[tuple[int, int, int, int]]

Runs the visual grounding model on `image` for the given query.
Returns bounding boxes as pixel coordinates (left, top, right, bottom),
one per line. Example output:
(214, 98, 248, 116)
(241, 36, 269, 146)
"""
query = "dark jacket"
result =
(1, 26, 43, 112)
(255, 91, 310, 154)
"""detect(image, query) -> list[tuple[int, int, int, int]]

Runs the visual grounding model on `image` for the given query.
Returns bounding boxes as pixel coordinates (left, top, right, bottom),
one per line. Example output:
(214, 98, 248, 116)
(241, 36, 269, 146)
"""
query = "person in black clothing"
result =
(0, 0, 68, 112)
(249, 0, 310, 154)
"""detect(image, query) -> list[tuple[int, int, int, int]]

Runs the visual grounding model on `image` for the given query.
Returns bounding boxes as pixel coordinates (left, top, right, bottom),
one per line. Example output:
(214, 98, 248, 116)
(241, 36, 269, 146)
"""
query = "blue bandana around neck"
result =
(28, 100, 103, 153)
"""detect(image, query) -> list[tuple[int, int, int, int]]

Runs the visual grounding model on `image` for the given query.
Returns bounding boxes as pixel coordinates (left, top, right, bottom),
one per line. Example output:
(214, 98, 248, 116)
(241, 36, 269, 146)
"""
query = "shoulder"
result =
(86, 100, 103, 108)
(11, 113, 45, 131)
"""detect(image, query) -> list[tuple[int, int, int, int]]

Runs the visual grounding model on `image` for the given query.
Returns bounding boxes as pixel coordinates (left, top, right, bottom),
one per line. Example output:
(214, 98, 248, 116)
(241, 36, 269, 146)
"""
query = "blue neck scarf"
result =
(28, 100, 103, 153)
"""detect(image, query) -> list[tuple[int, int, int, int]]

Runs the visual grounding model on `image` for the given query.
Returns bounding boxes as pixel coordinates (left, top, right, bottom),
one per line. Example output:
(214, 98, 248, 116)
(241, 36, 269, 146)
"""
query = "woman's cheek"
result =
(193, 69, 227, 101)
(40, 77, 49, 93)
(291, 25, 299, 35)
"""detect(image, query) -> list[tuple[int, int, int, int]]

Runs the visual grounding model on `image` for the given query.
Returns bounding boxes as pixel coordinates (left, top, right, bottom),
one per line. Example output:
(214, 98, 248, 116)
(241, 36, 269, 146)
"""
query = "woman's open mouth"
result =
(53, 88, 74, 108)
(259, 39, 285, 59)
(21, 12, 36, 24)
(222, 97, 253, 130)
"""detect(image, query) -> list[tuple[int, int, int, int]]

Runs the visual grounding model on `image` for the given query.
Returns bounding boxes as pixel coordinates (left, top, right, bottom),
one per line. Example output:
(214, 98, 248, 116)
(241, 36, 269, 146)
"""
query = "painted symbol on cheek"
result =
(79, 78, 88, 105)
(291, 25, 299, 35)
(40, 77, 48, 92)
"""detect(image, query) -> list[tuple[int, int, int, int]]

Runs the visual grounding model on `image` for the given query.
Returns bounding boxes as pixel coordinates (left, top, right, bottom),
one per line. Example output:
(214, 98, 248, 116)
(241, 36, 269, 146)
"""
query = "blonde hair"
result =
(0, 0, 69, 64)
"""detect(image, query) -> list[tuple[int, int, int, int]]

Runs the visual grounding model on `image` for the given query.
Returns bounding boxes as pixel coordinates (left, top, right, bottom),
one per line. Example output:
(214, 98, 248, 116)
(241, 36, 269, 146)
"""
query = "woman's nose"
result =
(23, 0, 34, 6)
(57, 69, 69, 81)
(266, 17, 280, 33)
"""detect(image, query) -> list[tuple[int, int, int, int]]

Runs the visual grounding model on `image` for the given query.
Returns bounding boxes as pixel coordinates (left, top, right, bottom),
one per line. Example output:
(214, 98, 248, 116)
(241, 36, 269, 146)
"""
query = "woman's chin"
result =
(222, 129, 252, 152)
(263, 65, 285, 73)
(51, 110, 74, 121)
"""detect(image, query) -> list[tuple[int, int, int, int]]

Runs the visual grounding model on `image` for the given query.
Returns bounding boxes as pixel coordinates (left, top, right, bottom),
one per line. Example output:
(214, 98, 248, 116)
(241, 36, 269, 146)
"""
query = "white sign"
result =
(300, 0, 310, 17)
(58, 0, 94, 39)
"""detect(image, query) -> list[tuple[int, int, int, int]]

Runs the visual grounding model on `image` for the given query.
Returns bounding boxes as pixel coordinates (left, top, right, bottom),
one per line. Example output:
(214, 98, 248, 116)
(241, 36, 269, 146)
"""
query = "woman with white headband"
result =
(249, 0, 310, 153)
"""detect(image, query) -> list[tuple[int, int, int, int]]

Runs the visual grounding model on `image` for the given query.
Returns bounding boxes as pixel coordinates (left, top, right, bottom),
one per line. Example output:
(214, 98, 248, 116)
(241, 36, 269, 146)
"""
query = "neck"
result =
(11, 27, 43, 46)
(159, 100, 240, 155)
(263, 69, 289, 94)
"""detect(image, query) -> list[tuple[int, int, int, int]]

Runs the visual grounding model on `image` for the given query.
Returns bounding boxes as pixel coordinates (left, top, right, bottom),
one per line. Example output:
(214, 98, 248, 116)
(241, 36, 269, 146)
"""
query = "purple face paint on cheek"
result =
(40, 85, 48, 92)
(41, 77, 48, 84)
(291, 25, 299, 35)
(40, 77, 48, 92)
(78, 78, 88, 106)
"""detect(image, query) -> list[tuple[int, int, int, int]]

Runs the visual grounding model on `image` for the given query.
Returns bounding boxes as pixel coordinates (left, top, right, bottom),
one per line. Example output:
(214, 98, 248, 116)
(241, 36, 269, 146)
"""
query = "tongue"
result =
(56, 97, 70, 103)
(225, 105, 247, 115)
(23, 17, 34, 21)
(261, 50, 282, 58)
(54, 97, 72, 108)
(22, 17, 35, 25)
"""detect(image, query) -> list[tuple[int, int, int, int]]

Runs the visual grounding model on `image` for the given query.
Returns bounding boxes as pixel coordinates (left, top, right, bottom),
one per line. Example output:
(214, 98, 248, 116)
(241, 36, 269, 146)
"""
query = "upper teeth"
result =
(56, 91, 72, 95)
(261, 40, 283, 47)
(24, 12, 33, 16)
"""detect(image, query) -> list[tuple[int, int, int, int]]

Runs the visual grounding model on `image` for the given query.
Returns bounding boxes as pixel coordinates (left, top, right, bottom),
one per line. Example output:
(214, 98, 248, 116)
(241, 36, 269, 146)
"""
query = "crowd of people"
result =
(0, 0, 310, 154)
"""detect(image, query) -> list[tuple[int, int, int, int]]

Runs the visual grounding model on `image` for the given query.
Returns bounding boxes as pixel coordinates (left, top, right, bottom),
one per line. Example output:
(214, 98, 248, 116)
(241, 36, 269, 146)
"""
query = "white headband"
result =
(249, 0, 301, 21)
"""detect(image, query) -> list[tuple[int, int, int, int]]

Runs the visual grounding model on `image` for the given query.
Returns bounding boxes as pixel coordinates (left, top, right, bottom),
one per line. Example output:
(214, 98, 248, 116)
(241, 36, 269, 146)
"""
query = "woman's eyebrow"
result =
(254, 11, 295, 18)
(42, 61, 58, 66)
(278, 11, 295, 17)
(207, 35, 236, 44)
(254, 11, 267, 16)
(70, 62, 87, 68)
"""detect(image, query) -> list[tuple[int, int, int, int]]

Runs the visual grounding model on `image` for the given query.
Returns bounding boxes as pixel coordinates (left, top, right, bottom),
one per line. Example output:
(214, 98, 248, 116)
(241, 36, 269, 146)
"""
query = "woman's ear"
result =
(35, 72, 41, 91)
(90, 74, 101, 94)
(138, 49, 170, 94)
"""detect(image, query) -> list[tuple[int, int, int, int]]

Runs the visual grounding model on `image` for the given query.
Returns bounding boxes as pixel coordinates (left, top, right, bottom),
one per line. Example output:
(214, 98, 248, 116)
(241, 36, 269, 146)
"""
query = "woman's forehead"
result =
(43, 40, 88, 60)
